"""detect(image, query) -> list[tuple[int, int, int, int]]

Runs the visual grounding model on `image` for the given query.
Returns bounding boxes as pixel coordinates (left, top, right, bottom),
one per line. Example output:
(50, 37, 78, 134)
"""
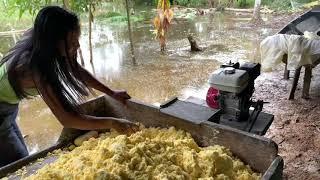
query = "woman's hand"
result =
(111, 119, 139, 134)
(112, 90, 131, 104)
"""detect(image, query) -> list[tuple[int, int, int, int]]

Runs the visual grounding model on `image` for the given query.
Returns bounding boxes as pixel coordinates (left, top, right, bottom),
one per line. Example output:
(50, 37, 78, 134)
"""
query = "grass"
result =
(97, 14, 146, 26)
(235, 0, 255, 8)
(303, 0, 320, 8)
(175, 0, 207, 7)
(95, 6, 148, 26)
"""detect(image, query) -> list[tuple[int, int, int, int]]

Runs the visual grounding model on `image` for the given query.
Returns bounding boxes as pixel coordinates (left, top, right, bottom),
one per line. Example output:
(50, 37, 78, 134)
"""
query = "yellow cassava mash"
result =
(25, 127, 260, 180)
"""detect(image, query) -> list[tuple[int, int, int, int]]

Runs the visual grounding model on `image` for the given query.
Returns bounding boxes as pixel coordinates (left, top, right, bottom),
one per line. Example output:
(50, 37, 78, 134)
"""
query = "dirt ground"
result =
(254, 64, 320, 179)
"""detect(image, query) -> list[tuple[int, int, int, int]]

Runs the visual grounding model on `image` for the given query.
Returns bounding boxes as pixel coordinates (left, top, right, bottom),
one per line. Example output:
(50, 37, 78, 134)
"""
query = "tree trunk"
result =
(187, 35, 202, 52)
(252, 0, 262, 23)
(125, 0, 136, 65)
(62, 0, 70, 9)
(88, 3, 93, 63)
(78, 48, 85, 66)
(207, 0, 214, 8)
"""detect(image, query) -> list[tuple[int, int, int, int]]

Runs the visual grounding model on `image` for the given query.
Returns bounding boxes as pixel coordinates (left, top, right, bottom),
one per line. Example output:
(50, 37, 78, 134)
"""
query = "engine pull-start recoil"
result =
(206, 87, 219, 109)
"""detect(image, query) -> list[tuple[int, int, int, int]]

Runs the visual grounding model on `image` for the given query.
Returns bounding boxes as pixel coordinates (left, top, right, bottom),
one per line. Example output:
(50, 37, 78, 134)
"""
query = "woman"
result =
(0, 6, 137, 167)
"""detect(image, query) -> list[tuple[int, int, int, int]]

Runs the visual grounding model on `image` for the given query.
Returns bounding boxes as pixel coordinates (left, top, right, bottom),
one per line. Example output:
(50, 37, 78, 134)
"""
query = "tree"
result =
(88, 2, 94, 64)
(251, 0, 262, 23)
(125, 0, 136, 65)
(207, 0, 214, 8)
(68, 0, 102, 64)
(62, 0, 70, 9)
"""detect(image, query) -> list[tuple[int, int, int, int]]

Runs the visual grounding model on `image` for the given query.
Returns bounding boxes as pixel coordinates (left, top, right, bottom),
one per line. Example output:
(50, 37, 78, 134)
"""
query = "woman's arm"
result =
(35, 76, 137, 133)
(78, 66, 114, 95)
(77, 65, 130, 103)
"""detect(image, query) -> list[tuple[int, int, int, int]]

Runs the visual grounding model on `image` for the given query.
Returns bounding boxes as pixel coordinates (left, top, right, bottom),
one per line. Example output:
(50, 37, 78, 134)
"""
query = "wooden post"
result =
(288, 66, 302, 100)
(251, 0, 262, 23)
(283, 54, 290, 80)
(284, 65, 290, 80)
(302, 65, 312, 99)
(125, 0, 136, 65)
(89, 3, 93, 63)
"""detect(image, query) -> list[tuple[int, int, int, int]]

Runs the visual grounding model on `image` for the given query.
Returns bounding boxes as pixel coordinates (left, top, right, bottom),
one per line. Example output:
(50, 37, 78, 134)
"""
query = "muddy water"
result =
(0, 11, 278, 153)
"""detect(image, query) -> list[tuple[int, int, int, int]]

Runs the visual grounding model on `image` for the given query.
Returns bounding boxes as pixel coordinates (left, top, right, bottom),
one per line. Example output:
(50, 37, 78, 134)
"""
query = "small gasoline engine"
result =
(206, 61, 265, 131)
(159, 61, 273, 135)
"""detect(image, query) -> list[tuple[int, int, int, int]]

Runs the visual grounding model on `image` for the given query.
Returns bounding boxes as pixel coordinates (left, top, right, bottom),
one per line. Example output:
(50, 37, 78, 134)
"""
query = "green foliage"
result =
(294, 0, 314, 3)
(174, 0, 188, 6)
(68, 0, 103, 13)
(159, 0, 207, 7)
(162, 0, 314, 9)
(263, 0, 291, 11)
(235, 0, 255, 8)
(134, 0, 155, 6)
(1, 0, 103, 18)
(236, 0, 246, 7)
(97, 13, 144, 26)
(102, 11, 122, 18)
(2, 0, 53, 18)
(152, 0, 196, 9)
(0, 1, 33, 31)
(262, 0, 313, 11)
(201, 0, 314, 9)
(94, 1, 145, 26)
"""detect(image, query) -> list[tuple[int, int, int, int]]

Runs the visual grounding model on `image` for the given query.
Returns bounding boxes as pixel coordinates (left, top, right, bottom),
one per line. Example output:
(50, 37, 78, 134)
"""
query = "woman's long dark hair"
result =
(0, 6, 89, 113)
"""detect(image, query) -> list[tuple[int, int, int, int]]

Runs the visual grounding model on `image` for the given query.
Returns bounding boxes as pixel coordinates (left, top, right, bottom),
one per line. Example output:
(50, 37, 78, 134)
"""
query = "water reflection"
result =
(195, 22, 204, 33)
(80, 25, 123, 76)
(0, 11, 279, 153)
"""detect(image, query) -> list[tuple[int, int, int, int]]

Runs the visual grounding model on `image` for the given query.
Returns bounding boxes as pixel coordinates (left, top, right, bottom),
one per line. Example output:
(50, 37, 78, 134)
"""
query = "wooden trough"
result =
(0, 95, 283, 179)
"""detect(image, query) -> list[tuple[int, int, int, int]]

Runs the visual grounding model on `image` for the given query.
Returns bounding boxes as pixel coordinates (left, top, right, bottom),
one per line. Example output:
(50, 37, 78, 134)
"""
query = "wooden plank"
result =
(0, 143, 65, 178)
(262, 156, 284, 180)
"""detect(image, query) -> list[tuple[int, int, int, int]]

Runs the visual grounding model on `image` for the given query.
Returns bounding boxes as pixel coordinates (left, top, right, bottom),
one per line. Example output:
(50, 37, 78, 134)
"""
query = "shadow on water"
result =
(1, 9, 278, 153)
